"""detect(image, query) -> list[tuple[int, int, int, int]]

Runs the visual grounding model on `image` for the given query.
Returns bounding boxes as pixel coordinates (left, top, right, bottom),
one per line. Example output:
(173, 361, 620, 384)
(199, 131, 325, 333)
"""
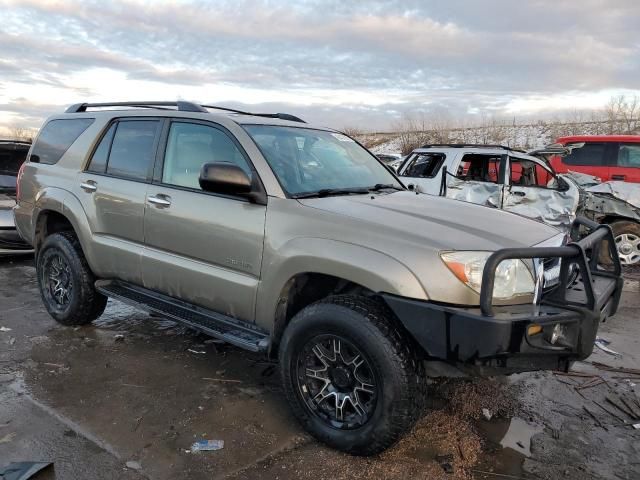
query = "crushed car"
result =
(0, 140, 33, 255)
(398, 144, 640, 265)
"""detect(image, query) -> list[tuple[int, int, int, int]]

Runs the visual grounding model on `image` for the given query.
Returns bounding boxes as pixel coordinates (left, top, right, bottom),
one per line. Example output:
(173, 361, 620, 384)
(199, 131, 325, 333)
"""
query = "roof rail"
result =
(201, 105, 306, 123)
(65, 101, 208, 113)
(64, 101, 306, 123)
(419, 143, 525, 153)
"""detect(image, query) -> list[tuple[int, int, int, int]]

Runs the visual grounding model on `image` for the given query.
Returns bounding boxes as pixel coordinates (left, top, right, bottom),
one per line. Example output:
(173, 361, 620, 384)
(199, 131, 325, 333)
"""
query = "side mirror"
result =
(199, 162, 252, 195)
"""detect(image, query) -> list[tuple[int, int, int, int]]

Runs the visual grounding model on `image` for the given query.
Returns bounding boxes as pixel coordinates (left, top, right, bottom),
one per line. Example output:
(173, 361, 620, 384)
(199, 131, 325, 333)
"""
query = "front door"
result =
(142, 120, 266, 322)
(74, 118, 162, 283)
(502, 156, 579, 230)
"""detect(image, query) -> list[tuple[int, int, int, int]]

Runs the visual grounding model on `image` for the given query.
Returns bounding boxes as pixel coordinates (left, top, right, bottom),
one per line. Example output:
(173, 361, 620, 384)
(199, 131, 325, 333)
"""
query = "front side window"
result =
(563, 143, 607, 166)
(401, 153, 445, 178)
(243, 125, 401, 196)
(106, 120, 159, 180)
(162, 122, 251, 190)
(616, 144, 640, 168)
(31, 118, 94, 165)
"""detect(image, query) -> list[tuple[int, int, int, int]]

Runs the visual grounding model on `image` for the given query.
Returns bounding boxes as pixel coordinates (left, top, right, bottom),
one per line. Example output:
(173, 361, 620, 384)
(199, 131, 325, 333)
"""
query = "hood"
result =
(300, 191, 559, 252)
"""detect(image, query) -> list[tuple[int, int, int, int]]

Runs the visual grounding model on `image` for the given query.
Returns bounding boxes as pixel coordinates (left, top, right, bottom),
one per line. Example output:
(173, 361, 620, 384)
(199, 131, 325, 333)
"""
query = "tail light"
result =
(16, 162, 27, 202)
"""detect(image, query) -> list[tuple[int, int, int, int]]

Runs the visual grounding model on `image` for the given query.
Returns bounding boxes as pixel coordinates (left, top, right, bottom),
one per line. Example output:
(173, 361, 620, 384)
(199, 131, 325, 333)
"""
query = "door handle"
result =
(511, 191, 526, 196)
(611, 175, 626, 181)
(148, 195, 171, 207)
(80, 181, 97, 193)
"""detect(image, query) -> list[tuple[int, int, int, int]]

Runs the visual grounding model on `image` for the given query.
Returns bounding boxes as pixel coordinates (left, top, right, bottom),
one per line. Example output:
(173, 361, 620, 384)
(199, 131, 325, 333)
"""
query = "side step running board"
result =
(95, 280, 270, 353)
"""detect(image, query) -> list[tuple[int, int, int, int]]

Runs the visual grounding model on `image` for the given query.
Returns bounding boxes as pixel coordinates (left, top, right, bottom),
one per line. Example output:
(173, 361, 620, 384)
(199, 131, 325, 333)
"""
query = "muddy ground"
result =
(1, 256, 639, 480)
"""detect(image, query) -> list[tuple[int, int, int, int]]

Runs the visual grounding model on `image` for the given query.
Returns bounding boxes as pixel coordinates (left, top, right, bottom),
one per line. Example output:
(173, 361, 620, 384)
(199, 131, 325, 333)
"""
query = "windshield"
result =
(243, 125, 402, 197)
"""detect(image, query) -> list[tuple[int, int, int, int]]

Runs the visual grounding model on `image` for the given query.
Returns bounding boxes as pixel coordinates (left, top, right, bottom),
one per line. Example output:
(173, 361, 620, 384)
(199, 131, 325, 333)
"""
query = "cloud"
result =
(0, 0, 639, 130)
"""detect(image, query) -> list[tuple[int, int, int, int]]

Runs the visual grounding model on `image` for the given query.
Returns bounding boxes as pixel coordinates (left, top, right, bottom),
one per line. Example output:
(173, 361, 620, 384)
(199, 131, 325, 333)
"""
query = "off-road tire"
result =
(279, 294, 425, 456)
(610, 220, 640, 266)
(37, 232, 107, 325)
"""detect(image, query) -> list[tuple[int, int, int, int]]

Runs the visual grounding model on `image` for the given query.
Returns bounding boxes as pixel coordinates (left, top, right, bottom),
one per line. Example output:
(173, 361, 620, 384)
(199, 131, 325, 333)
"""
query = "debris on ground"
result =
(435, 453, 454, 474)
(594, 337, 621, 356)
(187, 349, 206, 354)
(125, 460, 142, 470)
(114, 334, 125, 342)
(190, 439, 224, 452)
(482, 408, 492, 421)
(0, 326, 11, 332)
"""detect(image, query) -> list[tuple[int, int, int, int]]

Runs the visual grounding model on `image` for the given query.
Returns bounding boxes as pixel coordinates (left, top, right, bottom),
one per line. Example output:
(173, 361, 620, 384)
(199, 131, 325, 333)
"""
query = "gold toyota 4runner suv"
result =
(15, 101, 623, 455)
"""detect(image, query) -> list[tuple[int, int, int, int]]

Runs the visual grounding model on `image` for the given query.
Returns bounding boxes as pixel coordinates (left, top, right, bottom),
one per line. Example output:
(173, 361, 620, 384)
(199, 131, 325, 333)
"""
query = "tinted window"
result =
(402, 153, 445, 178)
(616, 144, 640, 168)
(163, 122, 250, 190)
(106, 121, 159, 180)
(457, 154, 503, 184)
(563, 143, 607, 166)
(87, 124, 116, 173)
(31, 118, 94, 165)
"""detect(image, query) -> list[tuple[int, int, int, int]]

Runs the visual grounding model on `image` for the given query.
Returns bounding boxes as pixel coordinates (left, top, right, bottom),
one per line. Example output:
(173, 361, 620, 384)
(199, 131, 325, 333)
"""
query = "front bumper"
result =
(384, 218, 623, 373)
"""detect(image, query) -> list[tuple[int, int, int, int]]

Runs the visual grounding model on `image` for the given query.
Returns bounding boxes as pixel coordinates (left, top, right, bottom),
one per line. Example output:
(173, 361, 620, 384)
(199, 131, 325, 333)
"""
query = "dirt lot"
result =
(1, 256, 639, 480)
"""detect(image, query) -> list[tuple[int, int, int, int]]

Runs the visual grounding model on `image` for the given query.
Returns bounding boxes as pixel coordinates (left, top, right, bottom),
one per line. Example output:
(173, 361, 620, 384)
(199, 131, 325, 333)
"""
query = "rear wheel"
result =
(37, 232, 107, 325)
(279, 295, 425, 455)
(611, 221, 640, 265)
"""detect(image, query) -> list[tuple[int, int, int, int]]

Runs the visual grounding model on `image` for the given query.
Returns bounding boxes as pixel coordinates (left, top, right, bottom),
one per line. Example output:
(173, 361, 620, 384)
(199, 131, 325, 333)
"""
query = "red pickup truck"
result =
(549, 135, 640, 183)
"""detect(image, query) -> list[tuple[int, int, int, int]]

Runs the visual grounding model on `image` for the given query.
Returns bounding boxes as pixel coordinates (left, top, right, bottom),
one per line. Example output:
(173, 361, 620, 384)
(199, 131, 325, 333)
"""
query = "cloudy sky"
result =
(1, 0, 639, 132)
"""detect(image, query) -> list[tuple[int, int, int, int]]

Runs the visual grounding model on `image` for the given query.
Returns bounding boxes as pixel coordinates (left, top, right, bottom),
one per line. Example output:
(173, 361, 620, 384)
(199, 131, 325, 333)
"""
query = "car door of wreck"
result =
(501, 155, 580, 230)
(434, 152, 579, 230)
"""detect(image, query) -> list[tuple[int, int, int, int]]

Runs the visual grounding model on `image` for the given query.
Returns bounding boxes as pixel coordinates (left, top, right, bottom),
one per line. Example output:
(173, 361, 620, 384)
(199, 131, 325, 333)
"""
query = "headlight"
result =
(440, 251, 535, 300)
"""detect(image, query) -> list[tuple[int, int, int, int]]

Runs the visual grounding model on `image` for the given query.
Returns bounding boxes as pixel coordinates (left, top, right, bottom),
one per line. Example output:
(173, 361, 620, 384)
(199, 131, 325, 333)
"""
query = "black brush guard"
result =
(383, 217, 623, 372)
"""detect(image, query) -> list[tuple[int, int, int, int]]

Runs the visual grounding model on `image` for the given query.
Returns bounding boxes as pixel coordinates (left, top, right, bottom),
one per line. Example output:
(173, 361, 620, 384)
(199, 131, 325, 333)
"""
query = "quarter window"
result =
(616, 144, 640, 168)
(31, 118, 94, 165)
(401, 153, 445, 178)
(563, 143, 607, 166)
(87, 124, 116, 173)
(162, 122, 250, 190)
(106, 120, 160, 180)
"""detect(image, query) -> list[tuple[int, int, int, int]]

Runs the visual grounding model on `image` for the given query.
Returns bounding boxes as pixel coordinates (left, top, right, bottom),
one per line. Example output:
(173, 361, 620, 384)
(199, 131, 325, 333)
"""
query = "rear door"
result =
(444, 152, 506, 208)
(609, 142, 640, 182)
(75, 118, 162, 283)
(559, 142, 613, 181)
(142, 119, 266, 322)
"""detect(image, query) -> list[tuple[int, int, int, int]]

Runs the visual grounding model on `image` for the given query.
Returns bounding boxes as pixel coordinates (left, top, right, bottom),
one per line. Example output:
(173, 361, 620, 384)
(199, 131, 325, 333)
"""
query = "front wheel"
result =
(611, 220, 640, 265)
(279, 295, 425, 455)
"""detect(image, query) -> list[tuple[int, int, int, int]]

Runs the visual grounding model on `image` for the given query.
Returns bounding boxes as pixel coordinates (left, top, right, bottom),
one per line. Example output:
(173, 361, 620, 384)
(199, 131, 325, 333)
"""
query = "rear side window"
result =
(457, 154, 503, 184)
(401, 153, 445, 178)
(563, 143, 607, 166)
(31, 118, 94, 165)
(616, 144, 640, 168)
(101, 120, 160, 181)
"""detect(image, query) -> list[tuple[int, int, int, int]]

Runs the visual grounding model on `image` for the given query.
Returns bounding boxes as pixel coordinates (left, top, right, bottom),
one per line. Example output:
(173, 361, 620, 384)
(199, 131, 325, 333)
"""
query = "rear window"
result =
(563, 143, 607, 166)
(401, 153, 445, 178)
(31, 118, 94, 165)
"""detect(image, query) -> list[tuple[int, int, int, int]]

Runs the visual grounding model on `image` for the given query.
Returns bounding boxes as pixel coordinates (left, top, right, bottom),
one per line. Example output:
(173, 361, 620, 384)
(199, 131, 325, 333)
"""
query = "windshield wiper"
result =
(292, 187, 370, 199)
(368, 183, 404, 192)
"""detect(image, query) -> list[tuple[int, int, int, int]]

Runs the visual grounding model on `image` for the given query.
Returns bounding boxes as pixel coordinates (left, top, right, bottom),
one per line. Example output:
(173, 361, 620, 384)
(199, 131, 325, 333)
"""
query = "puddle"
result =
(93, 299, 185, 334)
(474, 416, 543, 477)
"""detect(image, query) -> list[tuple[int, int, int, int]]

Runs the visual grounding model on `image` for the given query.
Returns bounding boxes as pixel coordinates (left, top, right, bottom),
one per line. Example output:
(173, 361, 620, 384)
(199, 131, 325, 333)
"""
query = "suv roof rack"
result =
(64, 101, 306, 123)
(419, 143, 525, 153)
(0, 139, 32, 145)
